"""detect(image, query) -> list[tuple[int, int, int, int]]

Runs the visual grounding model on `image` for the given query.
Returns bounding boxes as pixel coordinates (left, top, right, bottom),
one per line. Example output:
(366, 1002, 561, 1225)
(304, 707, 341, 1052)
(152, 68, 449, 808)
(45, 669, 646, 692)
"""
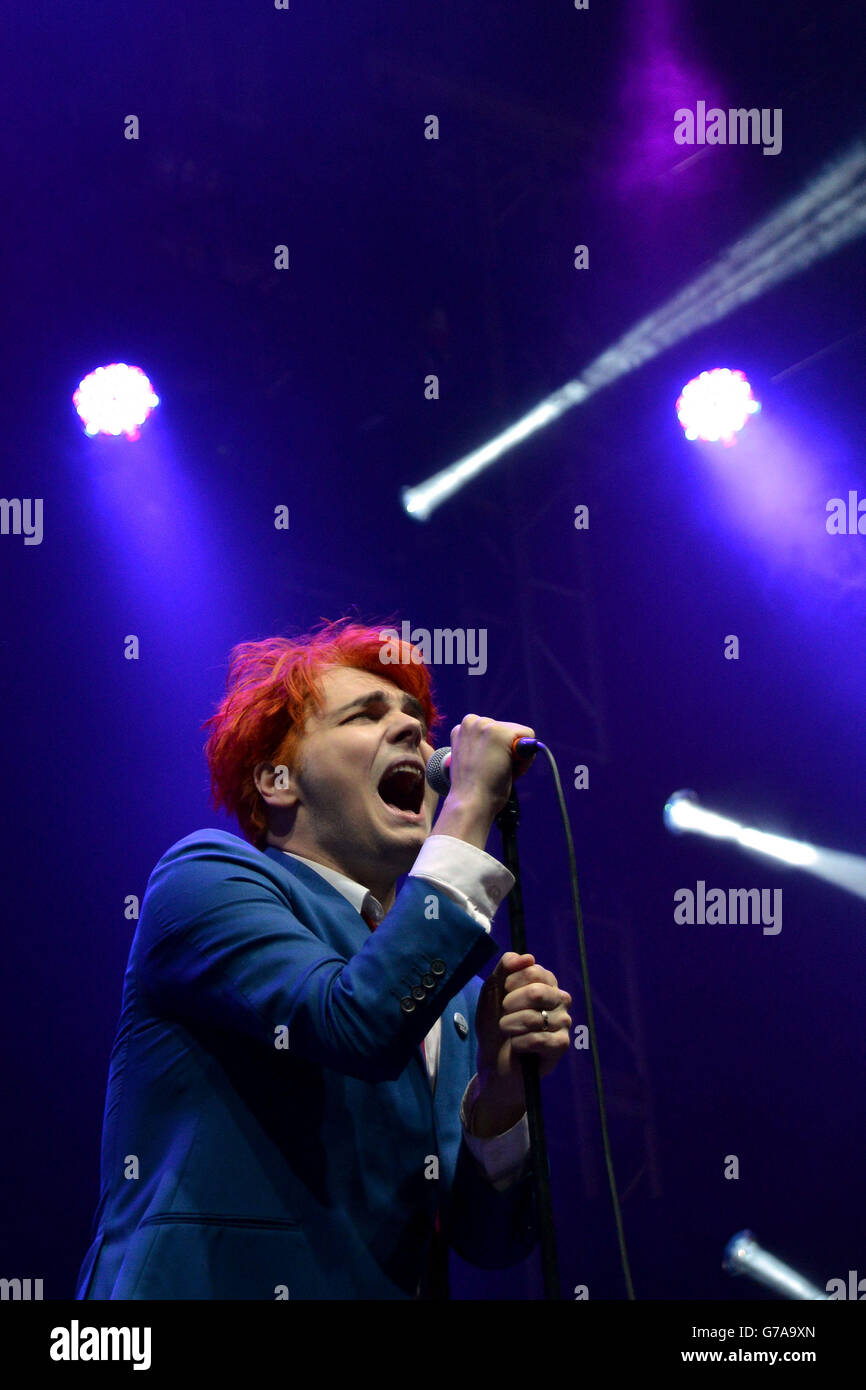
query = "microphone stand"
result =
(496, 784, 560, 1299)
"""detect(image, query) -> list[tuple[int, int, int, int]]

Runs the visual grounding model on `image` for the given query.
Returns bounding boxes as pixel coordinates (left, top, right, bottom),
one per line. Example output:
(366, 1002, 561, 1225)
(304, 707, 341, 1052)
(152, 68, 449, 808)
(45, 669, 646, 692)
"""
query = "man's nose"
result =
(388, 712, 424, 745)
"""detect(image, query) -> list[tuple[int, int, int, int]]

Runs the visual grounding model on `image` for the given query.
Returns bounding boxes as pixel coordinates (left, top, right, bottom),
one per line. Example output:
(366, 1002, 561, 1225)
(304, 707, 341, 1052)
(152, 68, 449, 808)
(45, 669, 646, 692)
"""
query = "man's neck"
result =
(270, 838, 397, 913)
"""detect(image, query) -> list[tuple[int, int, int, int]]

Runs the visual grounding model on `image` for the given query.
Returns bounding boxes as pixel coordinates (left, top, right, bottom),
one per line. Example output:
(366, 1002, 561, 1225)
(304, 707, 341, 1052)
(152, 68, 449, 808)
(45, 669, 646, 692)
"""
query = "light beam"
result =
(664, 790, 866, 901)
(403, 138, 866, 520)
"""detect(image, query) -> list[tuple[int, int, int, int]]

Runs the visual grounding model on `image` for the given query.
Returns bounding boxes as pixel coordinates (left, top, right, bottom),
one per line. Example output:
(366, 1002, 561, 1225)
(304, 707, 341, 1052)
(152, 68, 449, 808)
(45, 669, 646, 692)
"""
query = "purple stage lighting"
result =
(675, 368, 760, 446)
(73, 363, 159, 441)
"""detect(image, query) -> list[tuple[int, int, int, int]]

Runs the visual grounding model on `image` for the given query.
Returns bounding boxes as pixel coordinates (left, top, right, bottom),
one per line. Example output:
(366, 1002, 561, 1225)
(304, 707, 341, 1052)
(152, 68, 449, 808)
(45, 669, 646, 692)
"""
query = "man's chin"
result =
(375, 812, 430, 863)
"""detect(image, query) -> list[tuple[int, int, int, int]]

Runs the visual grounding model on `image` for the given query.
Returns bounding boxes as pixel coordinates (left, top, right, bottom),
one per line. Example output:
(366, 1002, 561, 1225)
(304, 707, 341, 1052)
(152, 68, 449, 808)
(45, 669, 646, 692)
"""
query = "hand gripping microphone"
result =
(425, 736, 540, 796)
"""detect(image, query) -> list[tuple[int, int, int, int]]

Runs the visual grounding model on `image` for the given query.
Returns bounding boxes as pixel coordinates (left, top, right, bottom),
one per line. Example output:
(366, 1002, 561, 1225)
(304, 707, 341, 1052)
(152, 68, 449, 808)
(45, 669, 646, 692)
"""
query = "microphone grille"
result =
(425, 746, 451, 796)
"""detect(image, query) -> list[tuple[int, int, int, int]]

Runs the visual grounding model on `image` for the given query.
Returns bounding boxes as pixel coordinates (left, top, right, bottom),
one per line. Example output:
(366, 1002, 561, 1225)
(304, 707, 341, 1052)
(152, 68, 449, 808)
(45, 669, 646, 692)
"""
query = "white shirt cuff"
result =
(459, 1074, 531, 1191)
(409, 834, 514, 930)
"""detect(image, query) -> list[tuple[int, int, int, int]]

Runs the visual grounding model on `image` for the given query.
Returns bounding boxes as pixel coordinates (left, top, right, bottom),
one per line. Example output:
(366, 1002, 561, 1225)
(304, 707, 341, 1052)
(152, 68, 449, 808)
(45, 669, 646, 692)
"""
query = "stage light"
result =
(675, 367, 760, 444)
(403, 138, 866, 519)
(723, 1230, 828, 1300)
(665, 790, 866, 903)
(664, 789, 817, 864)
(73, 363, 159, 441)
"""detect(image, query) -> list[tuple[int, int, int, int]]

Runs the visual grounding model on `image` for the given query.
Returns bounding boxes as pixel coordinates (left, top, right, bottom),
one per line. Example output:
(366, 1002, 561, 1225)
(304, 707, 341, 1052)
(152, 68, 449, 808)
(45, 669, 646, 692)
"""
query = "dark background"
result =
(2, 0, 865, 1300)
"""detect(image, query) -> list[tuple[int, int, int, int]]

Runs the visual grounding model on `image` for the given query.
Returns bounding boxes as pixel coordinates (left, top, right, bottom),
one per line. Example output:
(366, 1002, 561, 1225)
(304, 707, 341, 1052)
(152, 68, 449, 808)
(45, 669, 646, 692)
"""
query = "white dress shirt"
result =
(279, 834, 531, 1190)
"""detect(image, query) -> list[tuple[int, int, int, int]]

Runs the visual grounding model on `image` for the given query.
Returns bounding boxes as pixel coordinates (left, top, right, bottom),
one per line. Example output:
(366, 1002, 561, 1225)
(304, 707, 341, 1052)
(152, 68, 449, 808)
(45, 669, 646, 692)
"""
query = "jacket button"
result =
(431, 959, 446, 976)
(400, 996, 416, 1013)
(421, 973, 435, 989)
(412, 985, 426, 1002)
(453, 1012, 469, 1039)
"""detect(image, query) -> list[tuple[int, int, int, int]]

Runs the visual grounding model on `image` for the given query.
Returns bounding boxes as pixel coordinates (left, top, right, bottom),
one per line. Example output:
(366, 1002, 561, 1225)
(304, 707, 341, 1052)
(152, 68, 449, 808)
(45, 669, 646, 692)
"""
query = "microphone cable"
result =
(533, 741, 636, 1300)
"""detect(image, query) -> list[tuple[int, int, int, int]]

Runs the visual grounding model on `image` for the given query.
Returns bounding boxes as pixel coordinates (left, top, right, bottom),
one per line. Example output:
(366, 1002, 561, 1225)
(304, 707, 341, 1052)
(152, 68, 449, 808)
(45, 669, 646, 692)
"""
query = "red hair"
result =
(202, 617, 441, 847)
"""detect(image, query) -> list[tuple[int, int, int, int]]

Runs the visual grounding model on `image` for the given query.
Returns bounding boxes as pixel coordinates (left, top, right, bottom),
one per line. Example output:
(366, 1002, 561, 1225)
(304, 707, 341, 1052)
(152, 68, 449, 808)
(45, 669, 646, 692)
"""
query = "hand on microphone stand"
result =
(425, 714, 538, 850)
(471, 951, 572, 1138)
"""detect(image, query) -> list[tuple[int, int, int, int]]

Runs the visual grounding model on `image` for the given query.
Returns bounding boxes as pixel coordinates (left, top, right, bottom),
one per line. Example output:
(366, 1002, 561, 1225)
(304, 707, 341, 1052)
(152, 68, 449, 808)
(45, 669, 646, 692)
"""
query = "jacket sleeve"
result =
(441, 977, 539, 1269)
(135, 833, 500, 1084)
(446, 1142, 538, 1269)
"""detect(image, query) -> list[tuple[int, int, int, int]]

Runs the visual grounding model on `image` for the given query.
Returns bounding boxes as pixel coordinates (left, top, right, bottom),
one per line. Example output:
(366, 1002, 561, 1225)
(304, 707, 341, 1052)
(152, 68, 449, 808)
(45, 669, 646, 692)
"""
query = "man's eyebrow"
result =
(332, 690, 428, 726)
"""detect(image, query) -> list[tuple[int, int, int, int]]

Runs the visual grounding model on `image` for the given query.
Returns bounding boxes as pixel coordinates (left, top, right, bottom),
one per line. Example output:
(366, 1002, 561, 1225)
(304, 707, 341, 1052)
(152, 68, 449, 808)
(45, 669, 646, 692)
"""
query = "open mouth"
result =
(377, 761, 426, 818)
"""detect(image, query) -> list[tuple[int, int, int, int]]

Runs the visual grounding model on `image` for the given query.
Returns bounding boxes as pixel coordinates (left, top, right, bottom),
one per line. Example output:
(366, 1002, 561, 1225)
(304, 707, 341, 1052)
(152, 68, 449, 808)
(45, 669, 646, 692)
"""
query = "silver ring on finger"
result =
(540, 1009, 549, 1031)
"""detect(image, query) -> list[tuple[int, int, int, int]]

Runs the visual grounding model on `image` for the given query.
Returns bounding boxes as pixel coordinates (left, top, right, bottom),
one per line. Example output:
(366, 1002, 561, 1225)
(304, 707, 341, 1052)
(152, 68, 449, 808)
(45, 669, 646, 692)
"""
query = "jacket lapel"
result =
(431, 985, 474, 1151)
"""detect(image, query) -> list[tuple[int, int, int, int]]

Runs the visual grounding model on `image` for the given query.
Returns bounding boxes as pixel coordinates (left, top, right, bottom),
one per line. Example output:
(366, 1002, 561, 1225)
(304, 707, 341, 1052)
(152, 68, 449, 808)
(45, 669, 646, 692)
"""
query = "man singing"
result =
(75, 619, 571, 1299)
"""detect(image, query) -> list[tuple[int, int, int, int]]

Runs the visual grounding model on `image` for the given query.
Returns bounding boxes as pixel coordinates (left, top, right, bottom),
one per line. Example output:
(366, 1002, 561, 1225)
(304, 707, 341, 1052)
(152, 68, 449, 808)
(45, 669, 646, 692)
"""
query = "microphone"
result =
(425, 736, 540, 796)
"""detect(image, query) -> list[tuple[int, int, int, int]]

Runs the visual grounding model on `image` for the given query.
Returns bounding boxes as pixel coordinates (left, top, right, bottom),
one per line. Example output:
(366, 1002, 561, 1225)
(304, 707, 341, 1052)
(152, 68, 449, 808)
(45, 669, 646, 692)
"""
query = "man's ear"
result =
(254, 759, 299, 806)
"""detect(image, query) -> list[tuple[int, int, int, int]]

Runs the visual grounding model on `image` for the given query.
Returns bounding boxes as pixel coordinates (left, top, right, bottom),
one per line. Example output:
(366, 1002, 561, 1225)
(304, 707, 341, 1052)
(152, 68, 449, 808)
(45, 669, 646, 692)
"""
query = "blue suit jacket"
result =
(75, 829, 537, 1298)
